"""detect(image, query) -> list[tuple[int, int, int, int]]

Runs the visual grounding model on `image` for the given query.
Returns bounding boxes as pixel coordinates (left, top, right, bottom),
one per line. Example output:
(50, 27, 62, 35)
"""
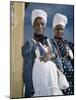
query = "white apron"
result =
(32, 58, 63, 96)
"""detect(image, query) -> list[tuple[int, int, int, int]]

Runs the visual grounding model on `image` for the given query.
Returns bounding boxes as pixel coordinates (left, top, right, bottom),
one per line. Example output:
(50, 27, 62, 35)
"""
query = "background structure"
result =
(24, 2, 74, 43)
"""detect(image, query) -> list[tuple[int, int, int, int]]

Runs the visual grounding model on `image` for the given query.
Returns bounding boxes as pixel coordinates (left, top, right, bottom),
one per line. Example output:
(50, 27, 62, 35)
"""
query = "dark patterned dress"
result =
(52, 38, 74, 95)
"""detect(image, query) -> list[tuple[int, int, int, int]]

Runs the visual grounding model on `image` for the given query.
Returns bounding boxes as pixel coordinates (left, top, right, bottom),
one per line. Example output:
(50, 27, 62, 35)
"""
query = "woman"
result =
(51, 13, 74, 95)
(22, 10, 68, 97)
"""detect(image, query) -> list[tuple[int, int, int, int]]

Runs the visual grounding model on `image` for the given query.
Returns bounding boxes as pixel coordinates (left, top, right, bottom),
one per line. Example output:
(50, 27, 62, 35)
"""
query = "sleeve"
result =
(65, 40, 74, 66)
(68, 41, 74, 53)
(53, 46, 63, 72)
(21, 41, 35, 97)
(65, 40, 74, 54)
(50, 39, 63, 72)
(22, 41, 32, 62)
(54, 55, 64, 73)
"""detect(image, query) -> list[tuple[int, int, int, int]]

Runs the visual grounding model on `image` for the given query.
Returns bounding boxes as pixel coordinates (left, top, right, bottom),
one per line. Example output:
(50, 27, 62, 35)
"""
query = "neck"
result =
(54, 36, 63, 41)
(34, 33, 44, 41)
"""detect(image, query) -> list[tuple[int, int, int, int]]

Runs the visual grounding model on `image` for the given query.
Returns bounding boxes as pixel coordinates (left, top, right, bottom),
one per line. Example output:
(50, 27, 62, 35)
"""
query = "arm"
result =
(21, 41, 35, 97)
(54, 55, 64, 73)
(50, 39, 64, 72)
(65, 40, 74, 66)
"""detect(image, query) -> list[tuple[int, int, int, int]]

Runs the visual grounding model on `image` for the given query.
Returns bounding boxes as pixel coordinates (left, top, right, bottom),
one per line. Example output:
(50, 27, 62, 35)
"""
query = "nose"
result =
(39, 23, 42, 28)
(59, 29, 62, 33)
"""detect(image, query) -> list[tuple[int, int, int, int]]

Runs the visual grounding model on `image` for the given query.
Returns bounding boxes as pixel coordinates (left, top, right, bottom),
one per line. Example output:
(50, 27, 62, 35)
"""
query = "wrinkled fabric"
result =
(21, 37, 63, 97)
(51, 38, 74, 95)
(33, 58, 63, 96)
(22, 40, 36, 97)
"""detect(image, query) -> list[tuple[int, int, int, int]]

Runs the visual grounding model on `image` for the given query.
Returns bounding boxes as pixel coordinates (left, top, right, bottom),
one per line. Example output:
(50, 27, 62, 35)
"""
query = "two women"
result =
(22, 9, 73, 97)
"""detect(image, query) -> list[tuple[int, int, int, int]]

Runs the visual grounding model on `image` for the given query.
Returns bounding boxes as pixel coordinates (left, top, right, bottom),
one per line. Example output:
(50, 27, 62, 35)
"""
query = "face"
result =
(33, 17, 45, 35)
(53, 24, 64, 38)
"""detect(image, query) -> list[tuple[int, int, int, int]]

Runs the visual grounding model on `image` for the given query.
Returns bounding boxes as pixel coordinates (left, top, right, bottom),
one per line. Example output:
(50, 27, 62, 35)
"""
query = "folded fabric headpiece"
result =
(31, 9, 47, 27)
(53, 13, 67, 29)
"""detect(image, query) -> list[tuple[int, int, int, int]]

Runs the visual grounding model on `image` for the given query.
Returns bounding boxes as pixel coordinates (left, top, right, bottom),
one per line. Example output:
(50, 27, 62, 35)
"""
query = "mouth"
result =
(55, 32, 63, 37)
(57, 32, 63, 35)
(38, 29, 44, 33)
(39, 28, 43, 31)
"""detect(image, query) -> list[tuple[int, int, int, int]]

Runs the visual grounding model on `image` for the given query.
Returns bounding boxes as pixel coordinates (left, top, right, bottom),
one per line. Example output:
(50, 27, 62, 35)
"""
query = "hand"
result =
(46, 53, 56, 60)
(40, 55, 48, 62)
(39, 53, 56, 62)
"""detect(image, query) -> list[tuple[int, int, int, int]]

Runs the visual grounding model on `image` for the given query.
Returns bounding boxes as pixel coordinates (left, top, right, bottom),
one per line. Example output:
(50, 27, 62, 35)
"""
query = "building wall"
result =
(10, 2, 24, 98)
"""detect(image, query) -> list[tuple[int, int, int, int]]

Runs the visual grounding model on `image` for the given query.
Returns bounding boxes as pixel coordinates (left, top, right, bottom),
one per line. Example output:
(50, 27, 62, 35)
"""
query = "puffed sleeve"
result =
(50, 39, 63, 72)
(21, 41, 35, 97)
(69, 42, 74, 66)
(65, 40, 74, 66)
(52, 46, 63, 72)
(65, 40, 74, 53)
(55, 55, 64, 72)
(22, 41, 32, 61)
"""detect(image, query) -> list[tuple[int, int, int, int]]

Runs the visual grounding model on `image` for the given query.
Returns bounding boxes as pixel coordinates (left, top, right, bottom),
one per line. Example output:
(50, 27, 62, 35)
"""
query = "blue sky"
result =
(24, 2, 74, 43)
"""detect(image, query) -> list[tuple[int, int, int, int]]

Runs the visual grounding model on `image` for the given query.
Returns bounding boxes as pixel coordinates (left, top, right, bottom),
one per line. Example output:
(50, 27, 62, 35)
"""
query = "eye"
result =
(40, 22, 43, 26)
(35, 22, 44, 27)
(57, 27, 64, 31)
(33, 22, 39, 27)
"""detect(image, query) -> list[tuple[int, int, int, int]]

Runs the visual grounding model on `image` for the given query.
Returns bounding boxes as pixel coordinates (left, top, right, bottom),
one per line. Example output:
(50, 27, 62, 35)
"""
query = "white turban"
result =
(31, 9, 47, 27)
(53, 13, 67, 29)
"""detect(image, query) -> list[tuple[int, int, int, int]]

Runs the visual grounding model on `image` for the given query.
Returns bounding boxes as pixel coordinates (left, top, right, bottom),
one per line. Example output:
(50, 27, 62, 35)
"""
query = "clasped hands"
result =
(40, 53, 56, 62)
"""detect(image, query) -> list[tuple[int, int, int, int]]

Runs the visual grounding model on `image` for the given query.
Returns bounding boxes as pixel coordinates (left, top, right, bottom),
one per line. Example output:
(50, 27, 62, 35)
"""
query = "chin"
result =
(58, 36, 62, 37)
(37, 32, 44, 35)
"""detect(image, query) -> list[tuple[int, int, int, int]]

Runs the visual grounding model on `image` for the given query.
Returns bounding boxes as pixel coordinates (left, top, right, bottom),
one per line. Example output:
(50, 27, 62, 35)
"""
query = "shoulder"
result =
(21, 40, 35, 57)
(64, 40, 74, 46)
(21, 40, 34, 53)
(22, 39, 34, 48)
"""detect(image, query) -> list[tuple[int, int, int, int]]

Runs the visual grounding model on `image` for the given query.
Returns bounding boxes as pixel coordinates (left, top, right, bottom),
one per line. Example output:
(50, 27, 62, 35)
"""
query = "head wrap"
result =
(31, 9, 47, 27)
(53, 13, 67, 29)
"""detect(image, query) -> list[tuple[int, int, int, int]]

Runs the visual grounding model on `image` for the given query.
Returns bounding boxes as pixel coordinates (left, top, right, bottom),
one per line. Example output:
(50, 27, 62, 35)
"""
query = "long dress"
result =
(32, 42, 63, 96)
(52, 38, 74, 95)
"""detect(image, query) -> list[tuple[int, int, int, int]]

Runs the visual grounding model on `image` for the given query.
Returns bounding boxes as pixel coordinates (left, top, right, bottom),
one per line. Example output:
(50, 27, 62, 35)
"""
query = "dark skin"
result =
(53, 24, 69, 58)
(53, 24, 64, 38)
(33, 17, 56, 62)
(33, 17, 45, 35)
